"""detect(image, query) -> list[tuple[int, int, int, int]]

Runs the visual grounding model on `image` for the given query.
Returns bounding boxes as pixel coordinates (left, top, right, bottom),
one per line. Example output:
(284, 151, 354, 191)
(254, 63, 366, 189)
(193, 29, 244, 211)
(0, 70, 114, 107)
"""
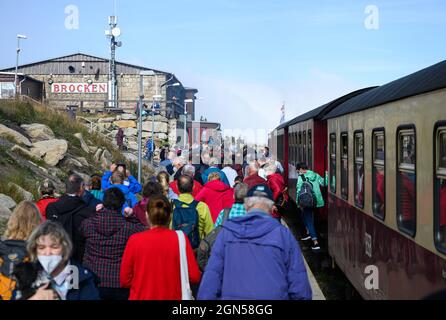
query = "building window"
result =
(0, 82, 15, 99)
(397, 127, 416, 237)
(435, 126, 446, 253)
(372, 130, 385, 220)
(354, 131, 364, 208)
(308, 130, 312, 169)
(341, 132, 348, 199)
(303, 131, 307, 165)
(330, 133, 336, 193)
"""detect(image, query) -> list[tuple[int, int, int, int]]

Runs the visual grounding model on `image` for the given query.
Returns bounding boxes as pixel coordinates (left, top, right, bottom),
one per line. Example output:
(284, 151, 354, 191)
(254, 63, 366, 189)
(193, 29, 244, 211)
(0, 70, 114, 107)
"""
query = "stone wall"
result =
(93, 112, 184, 152)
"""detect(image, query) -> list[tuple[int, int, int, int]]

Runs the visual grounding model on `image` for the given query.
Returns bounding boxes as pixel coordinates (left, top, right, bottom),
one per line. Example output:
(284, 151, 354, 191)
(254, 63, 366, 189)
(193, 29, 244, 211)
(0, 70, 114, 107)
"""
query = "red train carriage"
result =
(270, 88, 374, 223)
(323, 60, 446, 299)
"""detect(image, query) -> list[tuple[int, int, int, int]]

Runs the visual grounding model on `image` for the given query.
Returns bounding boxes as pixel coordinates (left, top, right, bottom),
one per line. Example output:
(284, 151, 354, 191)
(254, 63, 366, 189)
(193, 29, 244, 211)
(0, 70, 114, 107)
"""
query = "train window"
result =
(341, 132, 348, 199)
(372, 130, 385, 220)
(354, 131, 364, 208)
(303, 131, 307, 165)
(298, 132, 302, 163)
(329, 133, 336, 193)
(290, 130, 293, 165)
(434, 127, 446, 253)
(308, 130, 312, 169)
(397, 128, 416, 237)
(294, 131, 298, 165)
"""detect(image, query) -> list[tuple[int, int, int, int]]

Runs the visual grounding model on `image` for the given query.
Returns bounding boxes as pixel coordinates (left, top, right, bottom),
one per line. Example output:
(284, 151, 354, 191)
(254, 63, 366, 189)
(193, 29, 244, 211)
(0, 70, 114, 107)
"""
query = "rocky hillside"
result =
(0, 100, 155, 235)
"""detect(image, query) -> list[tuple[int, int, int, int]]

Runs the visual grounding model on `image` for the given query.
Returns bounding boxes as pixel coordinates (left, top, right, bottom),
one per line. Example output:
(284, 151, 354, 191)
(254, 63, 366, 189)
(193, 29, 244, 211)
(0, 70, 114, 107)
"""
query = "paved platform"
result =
(282, 219, 326, 300)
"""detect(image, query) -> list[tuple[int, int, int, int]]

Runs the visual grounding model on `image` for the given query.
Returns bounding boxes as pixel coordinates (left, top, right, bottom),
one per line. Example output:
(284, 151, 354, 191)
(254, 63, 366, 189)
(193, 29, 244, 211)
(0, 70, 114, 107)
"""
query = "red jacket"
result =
(195, 180, 234, 223)
(266, 173, 289, 203)
(169, 180, 203, 198)
(132, 198, 150, 227)
(243, 173, 268, 189)
(35, 197, 59, 220)
(120, 227, 201, 300)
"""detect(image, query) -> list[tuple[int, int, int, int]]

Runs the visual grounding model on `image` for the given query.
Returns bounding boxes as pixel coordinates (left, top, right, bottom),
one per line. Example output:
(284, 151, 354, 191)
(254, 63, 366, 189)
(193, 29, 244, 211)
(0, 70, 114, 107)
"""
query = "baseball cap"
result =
(247, 184, 274, 201)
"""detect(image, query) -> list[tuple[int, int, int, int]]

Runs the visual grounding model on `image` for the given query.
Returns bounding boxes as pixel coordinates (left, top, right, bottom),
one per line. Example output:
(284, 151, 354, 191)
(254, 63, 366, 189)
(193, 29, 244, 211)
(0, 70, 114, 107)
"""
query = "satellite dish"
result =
(112, 27, 121, 37)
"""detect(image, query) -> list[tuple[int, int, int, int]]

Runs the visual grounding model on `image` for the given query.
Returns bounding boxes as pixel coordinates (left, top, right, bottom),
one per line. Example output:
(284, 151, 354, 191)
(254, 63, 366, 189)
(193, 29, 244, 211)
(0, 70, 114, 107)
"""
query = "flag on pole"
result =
(280, 103, 285, 124)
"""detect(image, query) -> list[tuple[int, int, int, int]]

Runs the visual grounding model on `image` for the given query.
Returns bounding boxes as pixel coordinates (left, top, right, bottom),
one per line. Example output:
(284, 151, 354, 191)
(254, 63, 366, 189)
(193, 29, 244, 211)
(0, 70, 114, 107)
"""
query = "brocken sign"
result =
(51, 83, 108, 94)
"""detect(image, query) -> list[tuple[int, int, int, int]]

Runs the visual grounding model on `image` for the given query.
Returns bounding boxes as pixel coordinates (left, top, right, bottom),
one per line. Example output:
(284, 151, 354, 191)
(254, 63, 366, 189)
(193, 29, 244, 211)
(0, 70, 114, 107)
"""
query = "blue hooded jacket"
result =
(101, 171, 142, 194)
(197, 211, 312, 300)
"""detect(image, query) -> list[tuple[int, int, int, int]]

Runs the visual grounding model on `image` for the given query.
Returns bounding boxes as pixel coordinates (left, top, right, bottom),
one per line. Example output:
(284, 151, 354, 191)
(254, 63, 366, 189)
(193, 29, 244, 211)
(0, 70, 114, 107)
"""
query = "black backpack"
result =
(196, 208, 231, 272)
(0, 240, 28, 300)
(298, 175, 316, 209)
(172, 200, 200, 249)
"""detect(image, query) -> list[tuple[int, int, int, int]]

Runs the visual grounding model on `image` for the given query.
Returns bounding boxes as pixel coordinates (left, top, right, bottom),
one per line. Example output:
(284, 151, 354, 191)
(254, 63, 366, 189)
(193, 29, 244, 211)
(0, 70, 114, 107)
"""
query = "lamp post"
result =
(15, 34, 27, 98)
(105, 16, 122, 108)
(137, 70, 157, 183)
(183, 99, 194, 148)
(161, 82, 180, 119)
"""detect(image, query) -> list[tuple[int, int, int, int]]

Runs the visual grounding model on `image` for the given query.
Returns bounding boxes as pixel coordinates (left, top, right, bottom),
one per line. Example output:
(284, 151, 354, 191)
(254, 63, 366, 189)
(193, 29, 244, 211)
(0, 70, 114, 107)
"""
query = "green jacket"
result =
(170, 193, 214, 241)
(296, 170, 327, 208)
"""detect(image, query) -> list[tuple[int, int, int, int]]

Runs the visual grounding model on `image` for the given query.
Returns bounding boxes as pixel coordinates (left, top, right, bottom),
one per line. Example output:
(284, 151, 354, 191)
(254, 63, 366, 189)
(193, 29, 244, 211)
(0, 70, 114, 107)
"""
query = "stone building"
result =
(0, 53, 196, 120)
(1, 53, 223, 150)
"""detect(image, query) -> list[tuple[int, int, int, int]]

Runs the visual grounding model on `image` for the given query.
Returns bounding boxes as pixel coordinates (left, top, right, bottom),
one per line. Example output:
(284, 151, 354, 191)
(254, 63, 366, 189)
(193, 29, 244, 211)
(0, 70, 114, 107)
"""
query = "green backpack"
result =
(196, 208, 231, 272)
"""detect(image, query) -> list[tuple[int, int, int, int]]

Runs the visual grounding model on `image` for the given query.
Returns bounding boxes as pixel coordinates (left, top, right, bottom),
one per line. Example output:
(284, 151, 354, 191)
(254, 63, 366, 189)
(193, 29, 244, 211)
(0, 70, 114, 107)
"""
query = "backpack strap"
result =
(189, 200, 199, 209)
(173, 199, 183, 208)
(222, 208, 231, 222)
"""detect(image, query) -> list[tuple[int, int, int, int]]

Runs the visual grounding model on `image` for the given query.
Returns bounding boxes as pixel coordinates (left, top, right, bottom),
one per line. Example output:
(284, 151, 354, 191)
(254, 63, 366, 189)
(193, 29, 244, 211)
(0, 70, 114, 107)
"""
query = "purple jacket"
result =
(197, 210, 312, 300)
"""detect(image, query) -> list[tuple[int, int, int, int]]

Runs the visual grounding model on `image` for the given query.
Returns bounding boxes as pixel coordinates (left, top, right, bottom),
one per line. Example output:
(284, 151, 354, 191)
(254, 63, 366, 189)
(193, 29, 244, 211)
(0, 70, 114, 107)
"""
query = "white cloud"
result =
(180, 68, 362, 145)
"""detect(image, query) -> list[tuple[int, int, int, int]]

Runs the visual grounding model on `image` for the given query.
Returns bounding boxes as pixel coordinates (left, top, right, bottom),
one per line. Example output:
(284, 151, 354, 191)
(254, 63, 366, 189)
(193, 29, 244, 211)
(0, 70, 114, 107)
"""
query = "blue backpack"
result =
(172, 200, 200, 249)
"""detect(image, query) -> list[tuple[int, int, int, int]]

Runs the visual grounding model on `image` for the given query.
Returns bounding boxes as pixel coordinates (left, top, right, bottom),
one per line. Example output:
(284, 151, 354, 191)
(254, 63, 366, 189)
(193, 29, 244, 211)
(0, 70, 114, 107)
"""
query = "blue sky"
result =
(1, 0, 445, 144)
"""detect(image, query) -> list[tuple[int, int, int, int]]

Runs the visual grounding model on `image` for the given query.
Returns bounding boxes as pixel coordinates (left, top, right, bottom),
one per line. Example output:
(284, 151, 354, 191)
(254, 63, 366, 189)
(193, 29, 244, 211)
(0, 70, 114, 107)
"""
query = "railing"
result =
(77, 116, 116, 138)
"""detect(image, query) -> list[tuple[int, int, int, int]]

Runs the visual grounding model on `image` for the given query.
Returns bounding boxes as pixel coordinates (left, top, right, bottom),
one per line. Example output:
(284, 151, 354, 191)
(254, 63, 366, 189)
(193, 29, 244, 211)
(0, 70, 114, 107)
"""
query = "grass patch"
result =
(0, 218, 7, 237)
(11, 147, 46, 167)
(0, 100, 153, 187)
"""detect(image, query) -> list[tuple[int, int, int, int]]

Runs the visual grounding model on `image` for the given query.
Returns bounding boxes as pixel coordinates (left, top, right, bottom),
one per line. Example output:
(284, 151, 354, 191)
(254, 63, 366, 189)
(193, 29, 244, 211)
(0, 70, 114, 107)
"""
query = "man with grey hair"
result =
(201, 157, 230, 186)
(214, 182, 249, 228)
(172, 156, 188, 181)
(169, 164, 204, 197)
(243, 160, 267, 189)
(198, 184, 312, 300)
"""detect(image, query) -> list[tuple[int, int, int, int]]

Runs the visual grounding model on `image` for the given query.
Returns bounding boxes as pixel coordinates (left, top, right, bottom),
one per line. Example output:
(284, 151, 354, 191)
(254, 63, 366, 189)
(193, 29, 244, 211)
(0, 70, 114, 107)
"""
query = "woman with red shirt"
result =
(35, 179, 58, 220)
(120, 195, 201, 300)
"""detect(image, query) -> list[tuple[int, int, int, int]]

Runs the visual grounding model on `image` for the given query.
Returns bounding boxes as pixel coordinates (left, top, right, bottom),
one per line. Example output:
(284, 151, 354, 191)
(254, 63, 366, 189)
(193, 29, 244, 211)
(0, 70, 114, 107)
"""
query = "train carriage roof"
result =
(274, 87, 375, 131)
(323, 59, 446, 120)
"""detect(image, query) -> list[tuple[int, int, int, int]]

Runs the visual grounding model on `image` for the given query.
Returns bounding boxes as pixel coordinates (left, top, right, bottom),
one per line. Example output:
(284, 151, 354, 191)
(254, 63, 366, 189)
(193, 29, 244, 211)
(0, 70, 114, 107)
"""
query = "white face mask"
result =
(38, 255, 63, 275)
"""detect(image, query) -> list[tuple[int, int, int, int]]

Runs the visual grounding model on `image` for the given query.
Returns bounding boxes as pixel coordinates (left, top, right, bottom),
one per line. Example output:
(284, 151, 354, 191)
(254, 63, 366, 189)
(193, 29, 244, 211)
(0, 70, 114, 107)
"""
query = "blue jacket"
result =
(101, 171, 142, 194)
(197, 211, 312, 300)
(66, 261, 100, 300)
(202, 167, 230, 186)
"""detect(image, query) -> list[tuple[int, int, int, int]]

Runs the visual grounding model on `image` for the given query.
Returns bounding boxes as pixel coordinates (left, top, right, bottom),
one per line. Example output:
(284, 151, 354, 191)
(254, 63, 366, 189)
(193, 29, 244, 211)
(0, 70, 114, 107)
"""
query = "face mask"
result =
(38, 255, 63, 275)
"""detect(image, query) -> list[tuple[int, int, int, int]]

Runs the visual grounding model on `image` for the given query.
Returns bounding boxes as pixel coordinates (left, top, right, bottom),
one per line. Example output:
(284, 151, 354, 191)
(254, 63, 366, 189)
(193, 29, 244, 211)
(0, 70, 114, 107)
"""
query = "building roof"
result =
(0, 72, 43, 83)
(275, 87, 376, 131)
(0, 52, 170, 75)
(323, 59, 446, 120)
